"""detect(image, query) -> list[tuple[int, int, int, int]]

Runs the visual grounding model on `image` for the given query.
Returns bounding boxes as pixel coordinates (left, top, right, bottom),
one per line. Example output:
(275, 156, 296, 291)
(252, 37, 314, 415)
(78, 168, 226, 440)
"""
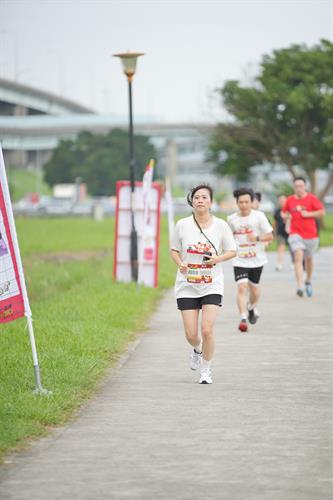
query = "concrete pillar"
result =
(6, 149, 27, 167)
(14, 104, 28, 117)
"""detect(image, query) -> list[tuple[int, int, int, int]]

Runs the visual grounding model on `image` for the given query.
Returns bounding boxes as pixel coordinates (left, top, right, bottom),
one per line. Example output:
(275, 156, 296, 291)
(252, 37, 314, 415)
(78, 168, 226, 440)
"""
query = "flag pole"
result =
(26, 316, 51, 395)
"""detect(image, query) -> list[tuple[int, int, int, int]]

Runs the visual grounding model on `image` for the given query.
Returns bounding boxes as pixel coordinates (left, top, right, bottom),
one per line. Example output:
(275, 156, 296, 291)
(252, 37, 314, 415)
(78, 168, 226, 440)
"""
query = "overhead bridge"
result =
(0, 77, 93, 116)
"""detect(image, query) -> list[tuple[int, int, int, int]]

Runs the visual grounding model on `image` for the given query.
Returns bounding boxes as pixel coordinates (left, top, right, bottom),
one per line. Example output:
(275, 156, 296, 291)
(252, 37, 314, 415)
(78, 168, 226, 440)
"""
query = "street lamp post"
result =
(113, 51, 144, 282)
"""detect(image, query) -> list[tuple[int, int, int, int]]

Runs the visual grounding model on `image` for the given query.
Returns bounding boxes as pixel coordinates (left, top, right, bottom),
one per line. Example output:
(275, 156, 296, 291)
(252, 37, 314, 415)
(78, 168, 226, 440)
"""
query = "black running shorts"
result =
(177, 294, 223, 310)
(233, 266, 263, 285)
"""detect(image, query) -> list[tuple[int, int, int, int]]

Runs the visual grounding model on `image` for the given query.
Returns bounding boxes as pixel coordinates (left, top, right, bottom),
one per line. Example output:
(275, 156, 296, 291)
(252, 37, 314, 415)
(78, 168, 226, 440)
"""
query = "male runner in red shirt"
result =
(282, 177, 325, 297)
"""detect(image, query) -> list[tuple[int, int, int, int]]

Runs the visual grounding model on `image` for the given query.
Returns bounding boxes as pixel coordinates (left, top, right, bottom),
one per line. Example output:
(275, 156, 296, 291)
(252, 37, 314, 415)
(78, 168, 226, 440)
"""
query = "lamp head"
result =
(113, 51, 145, 81)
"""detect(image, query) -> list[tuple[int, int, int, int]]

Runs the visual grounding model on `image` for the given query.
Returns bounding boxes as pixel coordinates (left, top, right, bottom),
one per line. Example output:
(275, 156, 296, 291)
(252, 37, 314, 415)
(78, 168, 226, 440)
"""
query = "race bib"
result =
(187, 264, 213, 284)
(186, 242, 214, 284)
(235, 228, 257, 258)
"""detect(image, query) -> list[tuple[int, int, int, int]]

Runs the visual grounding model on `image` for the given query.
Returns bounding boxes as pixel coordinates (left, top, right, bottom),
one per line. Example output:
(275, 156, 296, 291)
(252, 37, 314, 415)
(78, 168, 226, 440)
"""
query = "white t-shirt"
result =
(171, 215, 236, 299)
(227, 209, 273, 268)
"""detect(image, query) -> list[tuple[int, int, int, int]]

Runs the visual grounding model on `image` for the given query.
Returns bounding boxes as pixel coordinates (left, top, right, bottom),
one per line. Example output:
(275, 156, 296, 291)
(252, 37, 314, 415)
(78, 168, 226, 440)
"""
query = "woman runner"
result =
(170, 184, 236, 384)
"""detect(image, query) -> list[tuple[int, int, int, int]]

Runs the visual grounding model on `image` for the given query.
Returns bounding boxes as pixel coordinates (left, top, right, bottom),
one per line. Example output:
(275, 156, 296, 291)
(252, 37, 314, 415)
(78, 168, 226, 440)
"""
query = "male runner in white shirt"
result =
(227, 188, 273, 332)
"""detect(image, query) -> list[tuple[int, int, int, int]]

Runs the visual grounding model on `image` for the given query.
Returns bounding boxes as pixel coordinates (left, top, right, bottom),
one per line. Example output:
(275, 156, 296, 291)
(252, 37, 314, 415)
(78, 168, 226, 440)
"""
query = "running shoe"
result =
(296, 289, 304, 297)
(248, 307, 259, 325)
(305, 282, 313, 297)
(190, 349, 202, 371)
(275, 264, 282, 271)
(199, 366, 213, 384)
(238, 319, 248, 332)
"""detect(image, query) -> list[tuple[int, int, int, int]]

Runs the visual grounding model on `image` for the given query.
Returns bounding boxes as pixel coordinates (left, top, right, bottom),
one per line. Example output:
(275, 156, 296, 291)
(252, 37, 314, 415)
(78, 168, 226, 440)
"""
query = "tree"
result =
(44, 129, 156, 196)
(209, 40, 333, 199)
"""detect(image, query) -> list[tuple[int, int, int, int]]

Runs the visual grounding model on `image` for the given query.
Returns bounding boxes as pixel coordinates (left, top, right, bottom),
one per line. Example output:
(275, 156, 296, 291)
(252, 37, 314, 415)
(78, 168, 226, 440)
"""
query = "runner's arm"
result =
(281, 199, 290, 220)
(205, 249, 236, 266)
(273, 217, 277, 233)
(170, 249, 187, 273)
(300, 207, 325, 218)
(259, 231, 273, 243)
(247, 213, 274, 243)
(247, 232, 273, 243)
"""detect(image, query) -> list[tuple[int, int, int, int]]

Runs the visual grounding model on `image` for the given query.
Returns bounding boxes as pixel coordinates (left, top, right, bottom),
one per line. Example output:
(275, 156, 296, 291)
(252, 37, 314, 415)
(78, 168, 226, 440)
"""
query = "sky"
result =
(0, 0, 332, 123)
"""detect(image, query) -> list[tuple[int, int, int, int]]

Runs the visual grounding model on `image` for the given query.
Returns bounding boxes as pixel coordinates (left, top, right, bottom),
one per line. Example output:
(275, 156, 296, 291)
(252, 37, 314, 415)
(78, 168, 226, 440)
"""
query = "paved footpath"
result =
(1, 248, 332, 500)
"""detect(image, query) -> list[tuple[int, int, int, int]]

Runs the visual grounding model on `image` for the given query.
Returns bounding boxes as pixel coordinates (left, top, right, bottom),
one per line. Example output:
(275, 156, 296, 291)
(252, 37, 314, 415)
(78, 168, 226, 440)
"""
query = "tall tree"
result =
(209, 40, 333, 199)
(44, 129, 156, 196)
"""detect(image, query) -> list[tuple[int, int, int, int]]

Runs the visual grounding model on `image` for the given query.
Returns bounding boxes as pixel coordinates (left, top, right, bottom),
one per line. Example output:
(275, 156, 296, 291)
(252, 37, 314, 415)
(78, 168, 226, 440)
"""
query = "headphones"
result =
(186, 189, 194, 207)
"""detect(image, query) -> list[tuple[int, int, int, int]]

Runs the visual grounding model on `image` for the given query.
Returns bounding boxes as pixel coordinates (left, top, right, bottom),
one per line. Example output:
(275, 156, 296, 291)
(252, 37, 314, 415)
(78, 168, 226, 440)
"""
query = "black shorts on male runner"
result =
(177, 294, 222, 310)
(233, 266, 263, 286)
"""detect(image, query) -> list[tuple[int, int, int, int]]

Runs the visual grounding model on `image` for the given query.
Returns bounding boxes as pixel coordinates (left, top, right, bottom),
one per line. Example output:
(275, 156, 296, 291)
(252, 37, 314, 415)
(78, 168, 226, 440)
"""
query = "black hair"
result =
(254, 192, 262, 202)
(294, 176, 306, 184)
(233, 187, 254, 202)
(187, 184, 213, 207)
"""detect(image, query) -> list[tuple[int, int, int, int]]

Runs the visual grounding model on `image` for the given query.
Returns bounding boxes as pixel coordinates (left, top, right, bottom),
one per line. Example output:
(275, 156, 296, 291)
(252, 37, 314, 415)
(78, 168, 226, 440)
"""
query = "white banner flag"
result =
(164, 177, 175, 246)
(138, 159, 156, 286)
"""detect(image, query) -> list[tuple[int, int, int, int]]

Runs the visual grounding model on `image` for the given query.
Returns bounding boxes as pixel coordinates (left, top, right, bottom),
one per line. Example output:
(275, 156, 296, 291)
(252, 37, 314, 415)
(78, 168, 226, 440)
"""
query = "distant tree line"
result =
(209, 39, 333, 199)
(44, 129, 156, 196)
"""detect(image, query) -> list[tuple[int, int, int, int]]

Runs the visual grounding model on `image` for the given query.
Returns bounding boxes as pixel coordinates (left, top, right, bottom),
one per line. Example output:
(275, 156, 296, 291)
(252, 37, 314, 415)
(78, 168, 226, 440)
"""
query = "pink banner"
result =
(0, 149, 27, 323)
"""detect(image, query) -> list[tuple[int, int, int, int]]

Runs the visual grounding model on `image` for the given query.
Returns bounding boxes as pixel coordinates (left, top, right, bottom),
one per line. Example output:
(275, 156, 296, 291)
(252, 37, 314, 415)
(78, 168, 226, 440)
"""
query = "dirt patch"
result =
(27, 249, 111, 264)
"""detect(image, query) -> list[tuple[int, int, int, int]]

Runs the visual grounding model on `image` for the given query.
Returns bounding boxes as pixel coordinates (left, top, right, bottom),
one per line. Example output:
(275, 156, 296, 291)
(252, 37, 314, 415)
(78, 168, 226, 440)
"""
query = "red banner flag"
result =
(0, 146, 31, 323)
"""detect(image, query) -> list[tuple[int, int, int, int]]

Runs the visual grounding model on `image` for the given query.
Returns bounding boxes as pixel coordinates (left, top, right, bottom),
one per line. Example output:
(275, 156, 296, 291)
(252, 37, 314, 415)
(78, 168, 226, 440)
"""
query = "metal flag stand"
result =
(26, 316, 52, 396)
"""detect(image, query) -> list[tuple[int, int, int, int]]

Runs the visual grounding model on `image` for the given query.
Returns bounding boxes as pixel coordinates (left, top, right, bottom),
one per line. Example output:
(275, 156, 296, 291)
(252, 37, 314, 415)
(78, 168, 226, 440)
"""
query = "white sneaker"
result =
(190, 349, 202, 371)
(199, 366, 213, 384)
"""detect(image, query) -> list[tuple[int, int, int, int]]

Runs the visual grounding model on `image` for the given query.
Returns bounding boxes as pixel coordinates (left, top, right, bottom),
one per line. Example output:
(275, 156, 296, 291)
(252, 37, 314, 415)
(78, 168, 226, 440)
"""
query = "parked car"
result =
(37, 197, 73, 216)
(13, 198, 40, 216)
(14, 195, 116, 217)
(71, 200, 95, 216)
(93, 197, 115, 216)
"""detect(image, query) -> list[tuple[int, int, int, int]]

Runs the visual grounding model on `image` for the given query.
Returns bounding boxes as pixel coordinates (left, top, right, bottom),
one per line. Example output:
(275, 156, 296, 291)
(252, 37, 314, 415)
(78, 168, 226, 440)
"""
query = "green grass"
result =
(16, 218, 115, 256)
(0, 217, 174, 460)
(7, 167, 51, 202)
(318, 213, 333, 247)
